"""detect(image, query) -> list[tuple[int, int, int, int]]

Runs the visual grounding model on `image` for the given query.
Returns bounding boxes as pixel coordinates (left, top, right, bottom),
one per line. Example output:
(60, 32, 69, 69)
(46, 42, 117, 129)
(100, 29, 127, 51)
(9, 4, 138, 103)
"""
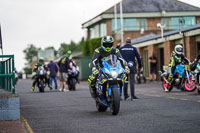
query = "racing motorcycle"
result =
(36, 66, 47, 92)
(191, 60, 200, 94)
(159, 63, 196, 92)
(68, 66, 79, 91)
(90, 55, 126, 115)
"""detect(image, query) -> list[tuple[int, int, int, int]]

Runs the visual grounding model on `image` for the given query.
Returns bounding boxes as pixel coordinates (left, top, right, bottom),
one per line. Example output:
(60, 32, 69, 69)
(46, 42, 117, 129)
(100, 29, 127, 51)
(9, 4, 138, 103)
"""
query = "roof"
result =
(82, 0, 200, 28)
(132, 23, 200, 45)
(106, 0, 200, 14)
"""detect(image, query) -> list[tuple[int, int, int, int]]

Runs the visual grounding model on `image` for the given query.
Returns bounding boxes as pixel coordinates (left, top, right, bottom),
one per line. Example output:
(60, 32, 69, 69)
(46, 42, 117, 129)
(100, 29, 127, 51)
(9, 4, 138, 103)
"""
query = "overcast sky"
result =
(0, 0, 200, 71)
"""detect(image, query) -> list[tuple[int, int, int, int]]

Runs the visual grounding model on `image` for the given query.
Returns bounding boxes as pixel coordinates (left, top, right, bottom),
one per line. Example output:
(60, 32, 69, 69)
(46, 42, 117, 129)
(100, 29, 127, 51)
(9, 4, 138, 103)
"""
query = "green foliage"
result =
(83, 40, 90, 56)
(23, 44, 39, 65)
(82, 38, 101, 56)
(89, 38, 101, 56)
(58, 39, 84, 57)
(23, 67, 32, 74)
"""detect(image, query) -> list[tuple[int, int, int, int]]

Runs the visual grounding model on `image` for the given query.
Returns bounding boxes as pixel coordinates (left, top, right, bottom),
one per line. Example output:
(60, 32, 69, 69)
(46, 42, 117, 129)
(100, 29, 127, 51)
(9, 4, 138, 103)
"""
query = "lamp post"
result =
(120, 0, 124, 45)
(157, 23, 165, 38)
(179, 18, 186, 55)
(114, 1, 117, 32)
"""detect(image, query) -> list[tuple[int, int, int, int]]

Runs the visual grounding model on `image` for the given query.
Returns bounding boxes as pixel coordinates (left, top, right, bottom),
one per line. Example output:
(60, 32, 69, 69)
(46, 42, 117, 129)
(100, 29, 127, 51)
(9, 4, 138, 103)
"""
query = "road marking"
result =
(179, 98, 189, 101)
(138, 93, 199, 103)
(168, 97, 179, 100)
(21, 116, 34, 133)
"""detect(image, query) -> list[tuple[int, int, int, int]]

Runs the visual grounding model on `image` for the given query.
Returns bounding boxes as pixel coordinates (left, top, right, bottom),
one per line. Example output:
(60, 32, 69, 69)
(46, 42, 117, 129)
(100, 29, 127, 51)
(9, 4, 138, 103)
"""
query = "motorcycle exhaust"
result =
(158, 71, 169, 84)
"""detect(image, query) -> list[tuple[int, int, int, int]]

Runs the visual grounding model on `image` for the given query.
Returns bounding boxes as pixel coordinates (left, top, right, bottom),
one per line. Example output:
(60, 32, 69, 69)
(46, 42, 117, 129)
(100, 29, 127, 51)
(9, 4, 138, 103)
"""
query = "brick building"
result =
(132, 24, 200, 79)
(82, 0, 200, 46)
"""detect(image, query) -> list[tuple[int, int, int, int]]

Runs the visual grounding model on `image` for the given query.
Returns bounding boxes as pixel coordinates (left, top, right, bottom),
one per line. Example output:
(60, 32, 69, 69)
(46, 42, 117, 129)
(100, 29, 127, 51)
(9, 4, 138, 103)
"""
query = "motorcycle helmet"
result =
(67, 50, 72, 57)
(175, 44, 183, 55)
(101, 35, 114, 52)
(39, 57, 44, 65)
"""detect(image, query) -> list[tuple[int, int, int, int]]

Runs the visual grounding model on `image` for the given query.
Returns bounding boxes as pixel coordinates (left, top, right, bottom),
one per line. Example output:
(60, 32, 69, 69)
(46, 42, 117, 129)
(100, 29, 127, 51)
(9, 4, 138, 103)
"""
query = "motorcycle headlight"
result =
(111, 71, 118, 78)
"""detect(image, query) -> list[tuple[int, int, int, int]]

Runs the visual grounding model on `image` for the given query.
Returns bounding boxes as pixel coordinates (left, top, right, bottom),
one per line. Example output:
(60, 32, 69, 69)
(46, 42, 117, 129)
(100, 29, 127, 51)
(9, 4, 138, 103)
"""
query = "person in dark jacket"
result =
(58, 55, 70, 92)
(119, 37, 142, 100)
(48, 60, 58, 90)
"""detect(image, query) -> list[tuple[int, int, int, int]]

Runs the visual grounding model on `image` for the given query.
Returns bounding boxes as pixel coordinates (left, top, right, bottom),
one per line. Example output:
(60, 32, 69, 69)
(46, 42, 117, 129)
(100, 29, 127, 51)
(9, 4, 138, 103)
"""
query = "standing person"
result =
(48, 60, 58, 90)
(149, 52, 157, 81)
(119, 37, 142, 100)
(58, 54, 70, 92)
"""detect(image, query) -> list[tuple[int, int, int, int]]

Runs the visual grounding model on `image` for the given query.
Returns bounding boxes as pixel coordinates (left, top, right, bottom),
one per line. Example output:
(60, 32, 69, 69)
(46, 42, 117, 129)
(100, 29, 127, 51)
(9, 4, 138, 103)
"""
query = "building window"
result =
(136, 19, 147, 31)
(100, 22, 107, 37)
(162, 18, 171, 30)
(112, 19, 121, 32)
(90, 24, 100, 39)
(124, 19, 137, 31)
(171, 16, 196, 29)
(112, 18, 147, 32)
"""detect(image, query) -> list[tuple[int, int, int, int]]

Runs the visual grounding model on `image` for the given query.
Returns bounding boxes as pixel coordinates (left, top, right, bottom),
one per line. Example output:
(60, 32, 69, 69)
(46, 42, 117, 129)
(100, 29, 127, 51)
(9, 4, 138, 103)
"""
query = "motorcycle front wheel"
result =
(184, 77, 196, 92)
(110, 87, 120, 115)
(71, 78, 76, 91)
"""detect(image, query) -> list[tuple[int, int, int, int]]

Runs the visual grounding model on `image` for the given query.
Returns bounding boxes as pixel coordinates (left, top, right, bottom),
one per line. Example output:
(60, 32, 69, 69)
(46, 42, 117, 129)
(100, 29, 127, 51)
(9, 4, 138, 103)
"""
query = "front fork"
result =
(106, 84, 121, 97)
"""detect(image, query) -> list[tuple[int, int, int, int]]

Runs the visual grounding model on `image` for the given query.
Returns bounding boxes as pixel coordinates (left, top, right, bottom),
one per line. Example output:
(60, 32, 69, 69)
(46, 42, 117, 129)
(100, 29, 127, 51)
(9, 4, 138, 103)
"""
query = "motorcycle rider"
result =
(167, 44, 191, 89)
(32, 57, 51, 91)
(88, 35, 130, 98)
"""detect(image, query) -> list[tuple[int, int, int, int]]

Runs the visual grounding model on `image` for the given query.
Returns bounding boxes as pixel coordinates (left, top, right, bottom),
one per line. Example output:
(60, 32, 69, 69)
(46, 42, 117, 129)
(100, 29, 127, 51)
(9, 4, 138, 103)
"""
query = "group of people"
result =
(31, 50, 79, 92)
(88, 35, 197, 100)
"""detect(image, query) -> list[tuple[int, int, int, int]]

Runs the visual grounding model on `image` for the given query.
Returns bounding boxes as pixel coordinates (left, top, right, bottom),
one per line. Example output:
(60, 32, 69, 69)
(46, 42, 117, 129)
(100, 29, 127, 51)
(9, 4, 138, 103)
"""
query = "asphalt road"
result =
(17, 79, 200, 133)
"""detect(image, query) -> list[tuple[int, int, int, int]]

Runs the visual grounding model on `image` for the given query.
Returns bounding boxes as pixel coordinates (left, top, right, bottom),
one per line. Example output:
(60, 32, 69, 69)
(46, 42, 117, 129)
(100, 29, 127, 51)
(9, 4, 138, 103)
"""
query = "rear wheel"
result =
(110, 87, 120, 115)
(184, 76, 196, 92)
(162, 81, 173, 92)
(96, 101, 107, 112)
(71, 78, 76, 91)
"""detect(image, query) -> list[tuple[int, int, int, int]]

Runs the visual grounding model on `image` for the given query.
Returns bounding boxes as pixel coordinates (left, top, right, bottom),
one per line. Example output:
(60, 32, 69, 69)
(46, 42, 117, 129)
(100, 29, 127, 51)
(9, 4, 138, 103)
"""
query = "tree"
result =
(45, 46, 58, 58)
(23, 44, 39, 65)
(23, 44, 39, 74)
(82, 38, 101, 56)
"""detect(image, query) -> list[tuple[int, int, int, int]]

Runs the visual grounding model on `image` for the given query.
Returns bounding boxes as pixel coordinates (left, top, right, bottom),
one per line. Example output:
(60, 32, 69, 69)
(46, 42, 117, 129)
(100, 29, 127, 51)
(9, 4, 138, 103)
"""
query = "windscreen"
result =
(103, 54, 118, 67)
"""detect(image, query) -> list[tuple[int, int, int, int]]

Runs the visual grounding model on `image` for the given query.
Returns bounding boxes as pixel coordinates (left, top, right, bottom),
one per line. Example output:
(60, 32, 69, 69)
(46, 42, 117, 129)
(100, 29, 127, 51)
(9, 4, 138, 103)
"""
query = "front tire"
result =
(71, 78, 76, 91)
(110, 87, 120, 115)
(184, 77, 196, 92)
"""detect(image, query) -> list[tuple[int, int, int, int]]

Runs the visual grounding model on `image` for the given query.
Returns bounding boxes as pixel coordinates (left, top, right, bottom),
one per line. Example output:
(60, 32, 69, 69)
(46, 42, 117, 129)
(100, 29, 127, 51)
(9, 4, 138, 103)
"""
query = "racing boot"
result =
(89, 85, 97, 98)
(48, 84, 52, 90)
(32, 86, 35, 92)
(88, 75, 97, 98)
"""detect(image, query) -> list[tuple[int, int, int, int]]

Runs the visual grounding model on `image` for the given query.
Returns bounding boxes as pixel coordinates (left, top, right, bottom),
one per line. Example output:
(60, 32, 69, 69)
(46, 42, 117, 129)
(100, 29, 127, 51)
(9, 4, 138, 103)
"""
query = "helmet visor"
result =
(103, 43, 113, 48)
(176, 47, 183, 53)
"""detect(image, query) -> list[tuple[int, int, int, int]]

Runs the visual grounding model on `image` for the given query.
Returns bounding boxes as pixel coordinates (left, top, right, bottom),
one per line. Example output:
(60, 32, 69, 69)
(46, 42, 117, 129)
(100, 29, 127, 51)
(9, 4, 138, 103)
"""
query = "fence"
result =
(0, 55, 15, 94)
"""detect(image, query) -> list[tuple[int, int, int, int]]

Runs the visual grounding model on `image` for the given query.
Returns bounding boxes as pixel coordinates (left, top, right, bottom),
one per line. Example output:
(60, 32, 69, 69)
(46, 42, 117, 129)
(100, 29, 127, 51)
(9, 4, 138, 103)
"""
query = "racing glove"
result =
(125, 66, 130, 74)
(32, 72, 36, 77)
(140, 67, 143, 72)
(47, 71, 50, 76)
(92, 67, 99, 75)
